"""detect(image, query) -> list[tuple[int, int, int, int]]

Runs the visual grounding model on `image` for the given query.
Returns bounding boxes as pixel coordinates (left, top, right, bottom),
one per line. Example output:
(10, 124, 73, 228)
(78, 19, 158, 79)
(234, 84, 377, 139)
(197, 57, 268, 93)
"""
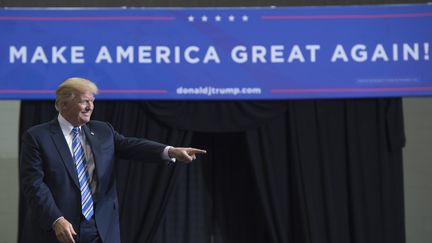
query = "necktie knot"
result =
(72, 127, 80, 135)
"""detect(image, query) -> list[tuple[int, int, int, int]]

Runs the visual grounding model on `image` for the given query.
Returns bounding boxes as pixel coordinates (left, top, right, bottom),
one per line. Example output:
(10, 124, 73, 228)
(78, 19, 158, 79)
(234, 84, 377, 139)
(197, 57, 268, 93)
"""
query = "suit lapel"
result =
(82, 124, 103, 188)
(49, 119, 80, 189)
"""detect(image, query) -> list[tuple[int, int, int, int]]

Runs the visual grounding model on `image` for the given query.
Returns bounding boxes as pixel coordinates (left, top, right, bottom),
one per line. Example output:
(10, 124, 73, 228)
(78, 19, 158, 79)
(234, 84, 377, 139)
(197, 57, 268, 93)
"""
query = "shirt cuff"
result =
(52, 216, 64, 228)
(163, 146, 176, 164)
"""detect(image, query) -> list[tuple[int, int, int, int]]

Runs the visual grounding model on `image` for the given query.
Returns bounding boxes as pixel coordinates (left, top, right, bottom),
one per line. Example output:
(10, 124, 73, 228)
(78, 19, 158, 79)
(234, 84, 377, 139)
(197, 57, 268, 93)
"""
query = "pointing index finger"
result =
(191, 148, 206, 154)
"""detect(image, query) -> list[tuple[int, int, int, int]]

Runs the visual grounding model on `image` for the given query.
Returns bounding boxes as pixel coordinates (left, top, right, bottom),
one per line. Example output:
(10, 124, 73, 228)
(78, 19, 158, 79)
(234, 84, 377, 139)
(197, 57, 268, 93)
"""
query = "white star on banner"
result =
(187, 14, 250, 23)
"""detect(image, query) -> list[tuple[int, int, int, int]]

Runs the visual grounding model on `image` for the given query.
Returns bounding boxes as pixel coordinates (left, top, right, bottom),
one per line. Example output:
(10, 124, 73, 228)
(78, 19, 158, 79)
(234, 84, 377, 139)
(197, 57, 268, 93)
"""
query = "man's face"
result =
(61, 91, 95, 127)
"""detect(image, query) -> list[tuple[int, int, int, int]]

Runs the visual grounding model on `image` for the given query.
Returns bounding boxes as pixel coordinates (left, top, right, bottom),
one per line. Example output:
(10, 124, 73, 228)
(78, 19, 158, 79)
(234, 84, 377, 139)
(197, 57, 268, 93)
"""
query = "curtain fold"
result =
(143, 101, 288, 132)
(245, 114, 290, 243)
(284, 99, 405, 243)
(19, 99, 405, 243)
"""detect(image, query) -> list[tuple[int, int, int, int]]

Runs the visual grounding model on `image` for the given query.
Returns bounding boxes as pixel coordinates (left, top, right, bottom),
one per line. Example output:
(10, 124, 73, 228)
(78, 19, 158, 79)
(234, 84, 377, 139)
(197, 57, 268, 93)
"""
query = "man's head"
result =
(55, 77, 99, 127)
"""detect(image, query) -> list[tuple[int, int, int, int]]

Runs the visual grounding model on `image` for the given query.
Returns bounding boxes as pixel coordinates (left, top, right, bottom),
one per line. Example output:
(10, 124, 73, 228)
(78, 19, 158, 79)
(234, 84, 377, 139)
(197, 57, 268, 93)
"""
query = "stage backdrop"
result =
(1, 4, 431, 99)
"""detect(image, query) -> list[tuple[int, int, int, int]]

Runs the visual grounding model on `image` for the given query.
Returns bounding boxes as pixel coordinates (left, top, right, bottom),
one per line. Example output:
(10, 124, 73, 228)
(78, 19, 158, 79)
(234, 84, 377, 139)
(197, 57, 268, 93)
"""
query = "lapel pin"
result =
(90, 131, 95, 136)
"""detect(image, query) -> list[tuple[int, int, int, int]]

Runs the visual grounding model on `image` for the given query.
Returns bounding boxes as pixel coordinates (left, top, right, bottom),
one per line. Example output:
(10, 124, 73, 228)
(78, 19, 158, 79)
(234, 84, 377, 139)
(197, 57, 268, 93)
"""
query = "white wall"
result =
(403, 97, 432, 243)
(0, 101, 19, 243)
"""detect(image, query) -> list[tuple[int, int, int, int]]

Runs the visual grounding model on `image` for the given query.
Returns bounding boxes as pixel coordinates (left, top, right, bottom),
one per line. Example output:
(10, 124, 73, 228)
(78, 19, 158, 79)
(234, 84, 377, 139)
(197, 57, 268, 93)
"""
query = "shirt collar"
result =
(58, 113, 81, 136)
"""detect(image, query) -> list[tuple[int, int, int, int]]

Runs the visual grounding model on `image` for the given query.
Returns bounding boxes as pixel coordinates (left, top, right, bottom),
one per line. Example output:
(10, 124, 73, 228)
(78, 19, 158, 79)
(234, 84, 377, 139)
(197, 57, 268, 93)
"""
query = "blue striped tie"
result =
(71, 127, 94, 221)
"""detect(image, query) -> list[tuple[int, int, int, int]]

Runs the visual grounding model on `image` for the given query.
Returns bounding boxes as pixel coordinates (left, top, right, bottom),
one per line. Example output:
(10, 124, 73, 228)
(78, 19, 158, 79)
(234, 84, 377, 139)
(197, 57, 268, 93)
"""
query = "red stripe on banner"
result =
(262, 12, 432, 20)
(0, 89, 168, 94)
(271, 87, 432, 93)
(99, 90, 168, 93)
(0, 16, 176, 21)
(0, 90, 55, 93)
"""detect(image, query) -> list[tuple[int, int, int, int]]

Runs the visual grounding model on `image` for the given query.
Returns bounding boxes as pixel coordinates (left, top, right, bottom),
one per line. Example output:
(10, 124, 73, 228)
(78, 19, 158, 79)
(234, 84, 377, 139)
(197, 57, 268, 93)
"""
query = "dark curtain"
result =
(18, 99, 405, 243)
(10, 0, 417, 242)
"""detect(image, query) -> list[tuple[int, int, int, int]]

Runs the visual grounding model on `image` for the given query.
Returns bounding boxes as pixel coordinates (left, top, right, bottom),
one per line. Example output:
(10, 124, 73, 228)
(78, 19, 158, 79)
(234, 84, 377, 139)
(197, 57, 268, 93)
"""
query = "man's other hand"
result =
(53, 217, 77, 243)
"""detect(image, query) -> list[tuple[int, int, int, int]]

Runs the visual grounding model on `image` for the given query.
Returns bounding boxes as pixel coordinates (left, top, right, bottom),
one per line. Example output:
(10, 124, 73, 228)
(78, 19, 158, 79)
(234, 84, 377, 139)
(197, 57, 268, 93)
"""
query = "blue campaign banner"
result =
(0, 4, 431, 100)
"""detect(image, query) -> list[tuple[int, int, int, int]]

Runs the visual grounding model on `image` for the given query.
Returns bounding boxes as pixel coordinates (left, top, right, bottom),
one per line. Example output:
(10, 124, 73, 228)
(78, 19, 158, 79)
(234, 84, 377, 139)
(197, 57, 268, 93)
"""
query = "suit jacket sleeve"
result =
(103, 122, 168, 162)
(20, 130, 63, 231)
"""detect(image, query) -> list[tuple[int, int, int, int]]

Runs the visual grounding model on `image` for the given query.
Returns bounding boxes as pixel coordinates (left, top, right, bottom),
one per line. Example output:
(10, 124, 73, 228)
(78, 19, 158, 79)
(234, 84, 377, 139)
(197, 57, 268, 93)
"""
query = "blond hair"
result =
(55, 77, 99, 112)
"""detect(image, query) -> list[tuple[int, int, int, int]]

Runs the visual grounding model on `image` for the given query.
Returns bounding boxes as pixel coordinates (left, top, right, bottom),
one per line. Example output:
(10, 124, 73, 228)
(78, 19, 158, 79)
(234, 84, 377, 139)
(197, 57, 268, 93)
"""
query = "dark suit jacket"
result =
(19, 119, 168, 243)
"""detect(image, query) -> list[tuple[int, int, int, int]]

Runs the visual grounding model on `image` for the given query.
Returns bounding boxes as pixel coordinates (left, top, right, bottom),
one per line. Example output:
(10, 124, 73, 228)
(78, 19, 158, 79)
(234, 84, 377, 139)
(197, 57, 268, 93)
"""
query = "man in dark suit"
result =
(19, 77, 206, 243)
